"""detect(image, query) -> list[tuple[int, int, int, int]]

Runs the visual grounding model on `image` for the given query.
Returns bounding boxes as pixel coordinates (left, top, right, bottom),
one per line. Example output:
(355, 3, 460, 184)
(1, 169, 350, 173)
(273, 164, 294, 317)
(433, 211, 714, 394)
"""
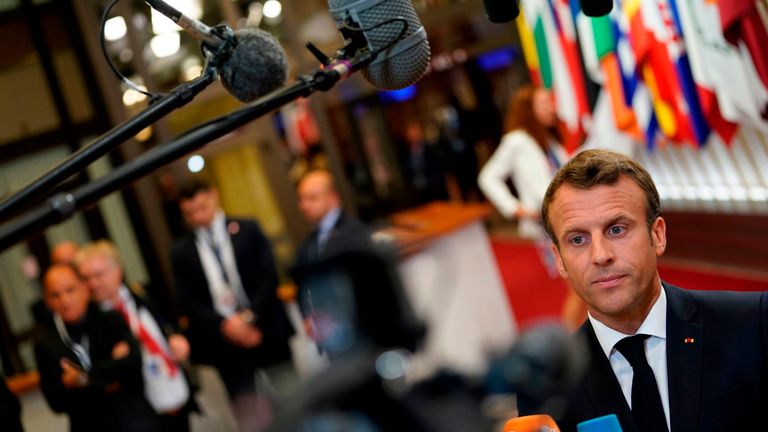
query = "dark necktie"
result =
(207, 228, 230, 285)
(614, 334, 669, 432)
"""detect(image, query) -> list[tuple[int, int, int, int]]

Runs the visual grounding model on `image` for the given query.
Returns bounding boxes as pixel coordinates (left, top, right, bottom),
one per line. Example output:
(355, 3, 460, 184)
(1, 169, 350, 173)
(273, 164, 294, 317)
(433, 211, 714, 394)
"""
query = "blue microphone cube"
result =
(576, 414, 622, 432)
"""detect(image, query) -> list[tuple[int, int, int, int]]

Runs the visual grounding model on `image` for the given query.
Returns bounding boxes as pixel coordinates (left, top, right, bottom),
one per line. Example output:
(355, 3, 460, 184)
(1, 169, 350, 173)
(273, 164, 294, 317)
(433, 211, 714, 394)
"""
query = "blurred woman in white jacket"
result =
(478, 85, 587, 331)
(478, 85, 566, 239)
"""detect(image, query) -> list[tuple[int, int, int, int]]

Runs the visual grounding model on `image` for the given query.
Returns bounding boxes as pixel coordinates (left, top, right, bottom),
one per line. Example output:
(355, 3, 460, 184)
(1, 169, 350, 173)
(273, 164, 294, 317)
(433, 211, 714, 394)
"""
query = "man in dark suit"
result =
(170, 179, 294, 431)
(75, 240, 196, 432)
(294, 169, 372, 268)
(523, 149, 768, 431)
(34, 264, 160, 431)
(293, 169, 373, 357)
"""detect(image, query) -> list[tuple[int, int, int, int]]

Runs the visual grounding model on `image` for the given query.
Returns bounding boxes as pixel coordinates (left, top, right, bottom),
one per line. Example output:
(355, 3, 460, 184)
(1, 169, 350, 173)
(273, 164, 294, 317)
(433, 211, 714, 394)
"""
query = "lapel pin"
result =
(684, 337, 695, 344)
(228, 221, 240, 235)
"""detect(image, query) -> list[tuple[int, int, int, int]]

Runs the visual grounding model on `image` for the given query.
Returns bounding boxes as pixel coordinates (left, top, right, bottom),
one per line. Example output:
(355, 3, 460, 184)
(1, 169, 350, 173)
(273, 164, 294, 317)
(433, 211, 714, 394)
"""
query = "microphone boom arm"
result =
(0, 67, 218, 223)
(0, 52, 371, 251)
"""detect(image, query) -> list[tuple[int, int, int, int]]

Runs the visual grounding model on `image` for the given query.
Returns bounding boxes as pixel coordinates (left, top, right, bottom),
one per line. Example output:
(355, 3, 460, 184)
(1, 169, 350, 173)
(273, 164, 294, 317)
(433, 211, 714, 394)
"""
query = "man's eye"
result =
(569, 235, 584, 246)
(609, 226, 625, 236)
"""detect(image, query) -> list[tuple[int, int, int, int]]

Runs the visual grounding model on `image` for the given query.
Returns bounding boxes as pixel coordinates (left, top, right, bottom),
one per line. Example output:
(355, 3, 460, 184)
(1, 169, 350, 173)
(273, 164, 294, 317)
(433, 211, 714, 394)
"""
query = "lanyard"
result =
(206, 228, 232, 285)
(53, 313, 91, 371)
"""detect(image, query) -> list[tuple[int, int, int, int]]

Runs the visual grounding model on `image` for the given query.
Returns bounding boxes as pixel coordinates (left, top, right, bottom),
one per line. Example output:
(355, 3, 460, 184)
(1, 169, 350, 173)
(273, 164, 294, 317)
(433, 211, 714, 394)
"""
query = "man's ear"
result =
(651, 217, 667, 256)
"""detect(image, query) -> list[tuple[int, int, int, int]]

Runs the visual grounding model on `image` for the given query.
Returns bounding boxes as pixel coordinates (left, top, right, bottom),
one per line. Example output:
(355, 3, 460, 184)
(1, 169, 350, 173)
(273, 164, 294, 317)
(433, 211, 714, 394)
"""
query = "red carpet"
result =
(490, 238, 768, 330)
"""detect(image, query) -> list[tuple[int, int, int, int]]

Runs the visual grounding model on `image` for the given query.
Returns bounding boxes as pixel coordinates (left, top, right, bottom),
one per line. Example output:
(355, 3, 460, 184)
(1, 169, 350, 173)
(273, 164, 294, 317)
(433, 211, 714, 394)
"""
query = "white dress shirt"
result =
(316, 206, 341, 250)
(588, 285, 670, 431)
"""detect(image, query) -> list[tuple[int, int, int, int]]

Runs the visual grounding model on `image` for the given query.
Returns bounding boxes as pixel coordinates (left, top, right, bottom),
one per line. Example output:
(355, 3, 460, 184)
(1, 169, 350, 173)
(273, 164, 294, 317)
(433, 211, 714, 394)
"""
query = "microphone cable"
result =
(98, 0, 161, 101)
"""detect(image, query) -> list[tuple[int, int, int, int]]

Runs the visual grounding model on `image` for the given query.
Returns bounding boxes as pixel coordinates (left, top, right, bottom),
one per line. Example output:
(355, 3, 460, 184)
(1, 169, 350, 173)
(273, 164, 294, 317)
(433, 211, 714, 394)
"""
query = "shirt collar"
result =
(118, 284, 133, 304)
(318, 206, 342, 235)
(100, 284, 133, 311)
(194, 210, 226, 241)
(588, 283, 667, 358)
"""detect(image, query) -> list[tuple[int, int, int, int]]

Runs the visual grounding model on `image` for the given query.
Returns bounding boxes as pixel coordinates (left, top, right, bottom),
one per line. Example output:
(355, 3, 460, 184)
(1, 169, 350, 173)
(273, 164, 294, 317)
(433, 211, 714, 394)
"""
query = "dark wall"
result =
(663, 212, 768, 273)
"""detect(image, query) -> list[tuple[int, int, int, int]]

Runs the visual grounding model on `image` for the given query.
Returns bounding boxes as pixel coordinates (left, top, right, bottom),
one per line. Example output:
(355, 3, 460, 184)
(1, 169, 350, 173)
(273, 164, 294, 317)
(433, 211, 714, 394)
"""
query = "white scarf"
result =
(109, 286, 190, 413)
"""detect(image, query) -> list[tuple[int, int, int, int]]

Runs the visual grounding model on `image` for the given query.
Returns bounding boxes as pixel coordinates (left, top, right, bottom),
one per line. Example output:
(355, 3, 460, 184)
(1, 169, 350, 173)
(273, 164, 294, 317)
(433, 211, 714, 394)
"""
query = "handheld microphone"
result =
(504, 414, 560, 432)
(576, 414, 623, 432)
(580, 0, 613, 18)
(328, 0, 431, 90)
(482, 0, 520, 23)
(144, 0, 288, 102)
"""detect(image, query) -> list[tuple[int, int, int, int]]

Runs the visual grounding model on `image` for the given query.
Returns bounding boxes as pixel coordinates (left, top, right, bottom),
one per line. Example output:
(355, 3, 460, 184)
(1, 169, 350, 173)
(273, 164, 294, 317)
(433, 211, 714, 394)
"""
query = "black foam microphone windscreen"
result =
(145, 0, 288, 102)
(328, 0, 431, 90)
(483, 0, 520, 23)
(581, 0, 613, 17)
(218, 28, 289, 102)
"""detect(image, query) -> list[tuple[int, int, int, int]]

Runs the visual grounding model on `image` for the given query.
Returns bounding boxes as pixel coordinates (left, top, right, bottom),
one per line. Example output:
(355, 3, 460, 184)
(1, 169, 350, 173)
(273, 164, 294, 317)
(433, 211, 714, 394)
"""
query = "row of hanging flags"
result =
(515, 0, 768, 153)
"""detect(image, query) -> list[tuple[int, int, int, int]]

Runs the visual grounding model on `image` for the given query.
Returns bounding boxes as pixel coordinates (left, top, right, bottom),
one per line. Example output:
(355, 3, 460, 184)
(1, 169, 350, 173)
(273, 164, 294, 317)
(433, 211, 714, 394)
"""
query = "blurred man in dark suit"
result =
(294, 169, 372, 267)
(170, 179, 293, 431)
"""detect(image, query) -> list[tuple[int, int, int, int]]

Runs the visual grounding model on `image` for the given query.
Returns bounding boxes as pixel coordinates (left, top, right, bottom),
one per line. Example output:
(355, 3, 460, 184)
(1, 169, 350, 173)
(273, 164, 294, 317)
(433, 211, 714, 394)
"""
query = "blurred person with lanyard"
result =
(170, 178, 294, 431)
(478, 85, 586, 330)
(528, 149, 768, 431)
(34, 264, 159, 431)
(75, 240, 196, 431)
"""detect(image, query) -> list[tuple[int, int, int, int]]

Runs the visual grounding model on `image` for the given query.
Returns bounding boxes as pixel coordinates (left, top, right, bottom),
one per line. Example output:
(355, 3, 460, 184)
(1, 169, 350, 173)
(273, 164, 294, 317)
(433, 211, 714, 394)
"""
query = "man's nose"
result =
(591, 235, 615, 266)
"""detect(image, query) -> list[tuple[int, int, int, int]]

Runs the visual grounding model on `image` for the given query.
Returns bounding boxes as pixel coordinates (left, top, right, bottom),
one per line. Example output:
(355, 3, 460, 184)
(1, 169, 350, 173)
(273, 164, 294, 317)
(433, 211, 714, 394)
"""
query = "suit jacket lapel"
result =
(181, 232, 215, 308)
(664, 283, 703, 432)
(580, 322, 638, 432)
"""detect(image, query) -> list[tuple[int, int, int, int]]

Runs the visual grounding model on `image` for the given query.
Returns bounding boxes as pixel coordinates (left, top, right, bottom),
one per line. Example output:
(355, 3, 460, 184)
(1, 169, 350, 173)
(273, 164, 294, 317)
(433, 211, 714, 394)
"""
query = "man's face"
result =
(180, 189, 219, 229)
(45, 267, 90, 324)
(77, 254, 122, 303)
(548, 176, 666, 332)
(51, 241, 78, 266)
(298, 173, 339, 226)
